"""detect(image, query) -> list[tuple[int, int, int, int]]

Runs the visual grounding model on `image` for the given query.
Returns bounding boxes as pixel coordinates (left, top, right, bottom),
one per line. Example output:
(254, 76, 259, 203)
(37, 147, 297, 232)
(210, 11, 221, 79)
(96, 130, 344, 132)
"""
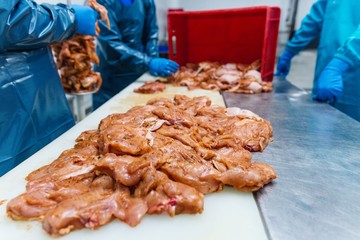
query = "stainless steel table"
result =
(223, 77, 360, 240)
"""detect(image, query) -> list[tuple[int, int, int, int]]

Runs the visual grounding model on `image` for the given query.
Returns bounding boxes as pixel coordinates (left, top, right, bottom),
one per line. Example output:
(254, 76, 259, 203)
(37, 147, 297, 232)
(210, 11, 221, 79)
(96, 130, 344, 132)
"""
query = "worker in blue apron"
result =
(92, 0, 179, 109)
(0, 1, 99, 176)
(276, 0, 360, 122)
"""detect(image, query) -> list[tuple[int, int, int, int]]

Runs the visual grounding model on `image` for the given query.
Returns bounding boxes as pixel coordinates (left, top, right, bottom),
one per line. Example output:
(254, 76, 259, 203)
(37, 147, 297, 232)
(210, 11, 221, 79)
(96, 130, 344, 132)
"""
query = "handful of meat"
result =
(52, 35, 102, 93)
(52, 0, 110, 94)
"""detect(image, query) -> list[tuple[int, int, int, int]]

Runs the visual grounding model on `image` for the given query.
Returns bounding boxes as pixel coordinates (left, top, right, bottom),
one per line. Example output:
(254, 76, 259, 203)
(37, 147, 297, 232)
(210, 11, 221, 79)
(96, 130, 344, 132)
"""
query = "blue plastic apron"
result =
(0, 47, 75, 176)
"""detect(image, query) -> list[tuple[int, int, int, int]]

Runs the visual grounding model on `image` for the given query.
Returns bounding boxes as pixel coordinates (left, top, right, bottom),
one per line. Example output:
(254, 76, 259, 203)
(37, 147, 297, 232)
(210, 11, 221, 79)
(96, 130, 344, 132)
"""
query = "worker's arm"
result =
(0, 1, 98, 52)
(314, 24, 360, 103)
(335, 24, 360, 66)
(95, 0, 178, 76)
(286, 0, 328, 53)
(95, 1, 152, 73)
(276, 0, 328, 76)
(143, 0, 159, 58)
(0, 0, 77, 51)
(141, 0, 179, 77)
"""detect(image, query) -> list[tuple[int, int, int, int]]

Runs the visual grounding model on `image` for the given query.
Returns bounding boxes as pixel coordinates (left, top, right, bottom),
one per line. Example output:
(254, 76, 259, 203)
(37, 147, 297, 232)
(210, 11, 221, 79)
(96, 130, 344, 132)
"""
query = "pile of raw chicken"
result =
(52, 0, 110, 94)
(167, 60, 272, 94)
(7, 95, 276, 237)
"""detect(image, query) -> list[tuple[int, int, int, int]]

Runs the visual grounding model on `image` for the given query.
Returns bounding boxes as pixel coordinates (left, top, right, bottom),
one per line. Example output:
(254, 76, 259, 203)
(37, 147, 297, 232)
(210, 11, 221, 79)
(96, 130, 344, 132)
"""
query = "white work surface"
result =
(0, 73, 268, 240)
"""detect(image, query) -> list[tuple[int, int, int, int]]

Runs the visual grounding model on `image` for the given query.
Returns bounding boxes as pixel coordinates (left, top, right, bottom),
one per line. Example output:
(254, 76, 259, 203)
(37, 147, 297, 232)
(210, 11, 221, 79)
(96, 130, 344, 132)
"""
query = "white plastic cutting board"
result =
(0, 74, 268, 240)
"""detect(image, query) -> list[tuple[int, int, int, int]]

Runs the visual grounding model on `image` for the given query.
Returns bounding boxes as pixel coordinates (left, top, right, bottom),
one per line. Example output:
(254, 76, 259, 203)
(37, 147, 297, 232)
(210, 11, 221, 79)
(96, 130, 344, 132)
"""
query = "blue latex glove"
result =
(313, 58, 350, 104)
(148, 58, 179, 77)
(71, 5, 99, 36)
(119, 0, 135, 6)
(275, 49, 297, 77)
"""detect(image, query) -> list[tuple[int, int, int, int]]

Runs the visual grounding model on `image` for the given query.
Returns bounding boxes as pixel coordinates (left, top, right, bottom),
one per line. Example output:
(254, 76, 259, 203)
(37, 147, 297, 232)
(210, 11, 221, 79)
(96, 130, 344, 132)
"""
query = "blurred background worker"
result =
(92, 0, 179, 109)
(276, 0, 360, 122)
(0, 0, 98, 176)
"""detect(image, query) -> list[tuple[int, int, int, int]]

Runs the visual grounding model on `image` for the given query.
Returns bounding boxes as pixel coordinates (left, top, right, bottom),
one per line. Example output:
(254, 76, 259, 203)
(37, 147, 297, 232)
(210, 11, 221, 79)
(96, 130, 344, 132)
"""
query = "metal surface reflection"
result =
(222, 77, 360, 240)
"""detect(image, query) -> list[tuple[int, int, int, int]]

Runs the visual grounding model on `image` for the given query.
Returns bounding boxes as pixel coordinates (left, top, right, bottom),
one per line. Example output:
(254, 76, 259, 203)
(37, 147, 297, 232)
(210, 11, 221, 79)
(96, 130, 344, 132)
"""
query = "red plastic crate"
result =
(167, 6, 281, 82)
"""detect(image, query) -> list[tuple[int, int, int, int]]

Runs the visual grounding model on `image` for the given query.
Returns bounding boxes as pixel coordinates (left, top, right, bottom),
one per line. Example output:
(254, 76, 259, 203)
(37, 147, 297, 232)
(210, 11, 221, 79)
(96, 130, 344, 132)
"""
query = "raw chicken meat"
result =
(167, 60, 273, 94)
(7, 95, 276, 237)
(134, 80, 166, 94)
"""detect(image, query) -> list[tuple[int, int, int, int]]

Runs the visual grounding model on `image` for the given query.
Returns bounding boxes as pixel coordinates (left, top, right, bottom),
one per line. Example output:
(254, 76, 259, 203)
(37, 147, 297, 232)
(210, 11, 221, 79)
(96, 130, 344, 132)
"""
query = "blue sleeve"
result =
(286, 0, 328, 54)
(0, 0, 76, 52)
(143, 0, 159, 58)
(335, 25, 360, 66)
(95, 0, 152, 73)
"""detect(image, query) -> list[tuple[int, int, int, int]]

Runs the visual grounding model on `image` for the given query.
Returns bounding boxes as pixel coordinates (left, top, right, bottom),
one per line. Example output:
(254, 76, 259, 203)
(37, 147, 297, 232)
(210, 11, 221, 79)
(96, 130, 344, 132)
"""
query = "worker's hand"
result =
(312, 58, 350, 104)
(275, 49, 296, 77)
(71, 4, 99, 36)
(148, 58, 179, 77)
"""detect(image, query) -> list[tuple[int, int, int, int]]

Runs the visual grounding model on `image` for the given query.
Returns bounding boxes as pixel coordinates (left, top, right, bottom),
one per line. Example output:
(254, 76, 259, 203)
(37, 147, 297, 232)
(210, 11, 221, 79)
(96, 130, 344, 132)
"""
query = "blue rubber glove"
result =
(275, 49, 297, 77)
(71, 5, 99, 36)
(313, 58, 350, 104)
(148, 58, 179, 77)
(119, 0, 135, 6)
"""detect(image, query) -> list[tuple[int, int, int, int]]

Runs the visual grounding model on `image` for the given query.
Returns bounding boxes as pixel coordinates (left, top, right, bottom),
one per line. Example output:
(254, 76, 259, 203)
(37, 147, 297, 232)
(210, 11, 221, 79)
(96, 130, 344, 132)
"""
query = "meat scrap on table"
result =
(134, 80, 167, 94)
(6, 95, 277, 237)
(141, 60, 271, 94)
(51, 0, 110, 94)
